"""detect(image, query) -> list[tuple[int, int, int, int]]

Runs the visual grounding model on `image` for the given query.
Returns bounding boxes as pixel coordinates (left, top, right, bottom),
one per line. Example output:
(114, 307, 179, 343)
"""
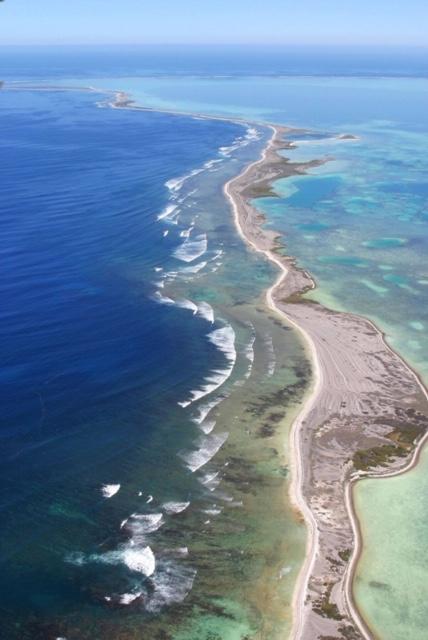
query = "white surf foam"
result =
(245, 126, 261, 141)
(197, 301, 215, 323)
(203, 506, 222, 515)
(165, 167, 204, 194)
(204, 158, 223, 170)
(119, 591, 143, 605)
(218, 127, 261, 159)
(219, 144, 239, 157)
(180, 432, 228, 472)
(122, 546, 156, 576)
(177, 370, 230, 408)
(153, 292, 202, 316)
(174, 233, 208, 263)
(152, 291, 175, 306)
(163, 269, 178, 281)
(176, 546, 189, 556)
(200, 471, 221, 491)
(216, 492, 235, 503)
(165, 177, 185, 192)
(177, 299, 198, 314)
(145, 563, 197, 613)
(199, 419, 216, 435)
(162, 501, 190, 515)
(178, 261, 207, 275)
(157, 204, 178, 220)
(264, 334, 276, 376)
(67, 544, 156, 578)
(244, 325, 256, 379)
(191, 396, 224, 425)
(208, 325, 237, 364)
(210, 248, 224, 262)
(180, 226, 194, 238)
(101, 484, 121, 499)
(178, 325, 236, 408)
(245, 331, 256, 365)
(219, 133, 251, 157)
(127, 513, 164, 535)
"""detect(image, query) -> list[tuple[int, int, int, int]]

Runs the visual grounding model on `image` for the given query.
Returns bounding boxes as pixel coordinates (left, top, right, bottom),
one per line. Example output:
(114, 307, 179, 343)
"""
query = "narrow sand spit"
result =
(224, 126, 428, 640)
(110, 90, 428, 638)
(7, 83, 427, 638)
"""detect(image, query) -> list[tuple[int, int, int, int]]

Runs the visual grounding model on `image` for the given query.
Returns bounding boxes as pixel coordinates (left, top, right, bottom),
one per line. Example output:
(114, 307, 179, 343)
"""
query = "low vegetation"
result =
(352, 444, 407, 471)
(353, 419, 427, 471)
(313, 584, 344, 621)
(338, 548, 352, 562)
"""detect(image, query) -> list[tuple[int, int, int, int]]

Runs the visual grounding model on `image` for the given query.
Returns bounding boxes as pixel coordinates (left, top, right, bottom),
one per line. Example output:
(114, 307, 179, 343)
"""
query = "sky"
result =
(0, 0, 427, 46)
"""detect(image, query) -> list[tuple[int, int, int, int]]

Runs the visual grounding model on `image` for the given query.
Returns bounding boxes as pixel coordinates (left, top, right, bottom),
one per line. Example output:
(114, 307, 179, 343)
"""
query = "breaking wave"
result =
(197, 301, 215, 323)
(264, 334, 276, 376)
(180, 432, 229, 472)
(101, 484, 121, 498)
(67, 545, 156, 578)
(177, 324, 236, 408)
(173, 232, 208, 263)
(162, 501, 190, 515)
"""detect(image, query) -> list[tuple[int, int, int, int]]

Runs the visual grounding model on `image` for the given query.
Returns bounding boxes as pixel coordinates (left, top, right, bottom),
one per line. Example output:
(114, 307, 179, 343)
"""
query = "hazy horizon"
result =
(1, 43, 428, 49)
(1, 0, 427, 47)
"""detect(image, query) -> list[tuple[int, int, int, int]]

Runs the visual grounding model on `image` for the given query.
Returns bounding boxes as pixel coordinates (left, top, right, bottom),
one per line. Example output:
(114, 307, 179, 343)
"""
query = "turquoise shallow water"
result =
(46, 73, 428, 385)
(80, 73, 428, 639)
(260, 125, 428, 381)
(2, 48, 428, 638)
(57, 76, 428, 379)
(354, 445, 428, 640)
(0, 84, 309, 639)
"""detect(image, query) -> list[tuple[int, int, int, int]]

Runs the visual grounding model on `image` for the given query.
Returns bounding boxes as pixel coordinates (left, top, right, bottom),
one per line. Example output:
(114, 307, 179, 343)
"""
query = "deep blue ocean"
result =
(1, 46, 427, 640)
(1, 44, 427, 79)
(1, 49, 314, 640)
(1, 85, 270, 639)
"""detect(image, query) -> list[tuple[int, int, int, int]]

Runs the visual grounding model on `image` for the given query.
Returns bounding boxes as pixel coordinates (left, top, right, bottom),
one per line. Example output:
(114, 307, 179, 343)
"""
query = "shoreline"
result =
(7, 82, 428, 639)
(52, 84, 428, 639)
(223, 126, 325, 637)
(224, 124, 428, 639)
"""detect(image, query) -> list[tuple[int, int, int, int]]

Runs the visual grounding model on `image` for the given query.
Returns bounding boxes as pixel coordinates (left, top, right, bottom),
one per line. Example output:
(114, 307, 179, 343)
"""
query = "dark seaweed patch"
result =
(338, 549, 352, 563)
(313, 582, 345, 622)
(257, 423, 276, 438)
(352, 444, 407, 471)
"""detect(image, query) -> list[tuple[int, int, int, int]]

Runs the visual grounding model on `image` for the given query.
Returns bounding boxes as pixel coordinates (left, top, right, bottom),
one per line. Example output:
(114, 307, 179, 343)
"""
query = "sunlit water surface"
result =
(76, 70, 428, 640)
(1, 47, 428, 639)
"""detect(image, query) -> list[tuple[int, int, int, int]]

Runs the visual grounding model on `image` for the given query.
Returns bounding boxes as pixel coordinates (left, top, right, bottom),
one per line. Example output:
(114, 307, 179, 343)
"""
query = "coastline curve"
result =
(6, 82, 428, 640)
(223, 124, 428, 640)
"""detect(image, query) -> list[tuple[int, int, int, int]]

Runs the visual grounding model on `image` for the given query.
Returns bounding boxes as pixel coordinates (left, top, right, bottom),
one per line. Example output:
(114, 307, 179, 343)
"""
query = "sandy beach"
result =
(110, 89, 428, 638)
(3, 77, 427, 639)
(225, 125, 428, 640)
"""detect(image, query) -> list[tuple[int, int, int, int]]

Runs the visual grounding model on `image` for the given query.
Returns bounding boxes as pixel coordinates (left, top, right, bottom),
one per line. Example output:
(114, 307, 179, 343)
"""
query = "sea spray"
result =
(180, 432, 229, 472)
(177, 324, 236, 407)
(101, 484, 121, 498)
(174, 232, 208, 263)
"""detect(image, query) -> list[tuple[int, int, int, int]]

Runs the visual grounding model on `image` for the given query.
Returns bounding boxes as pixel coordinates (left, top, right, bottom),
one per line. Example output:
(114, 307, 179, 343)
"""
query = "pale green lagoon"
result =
(354, 444, 428, 640)
(38, 69, 428, 637)
(86, 73, 428, 640)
